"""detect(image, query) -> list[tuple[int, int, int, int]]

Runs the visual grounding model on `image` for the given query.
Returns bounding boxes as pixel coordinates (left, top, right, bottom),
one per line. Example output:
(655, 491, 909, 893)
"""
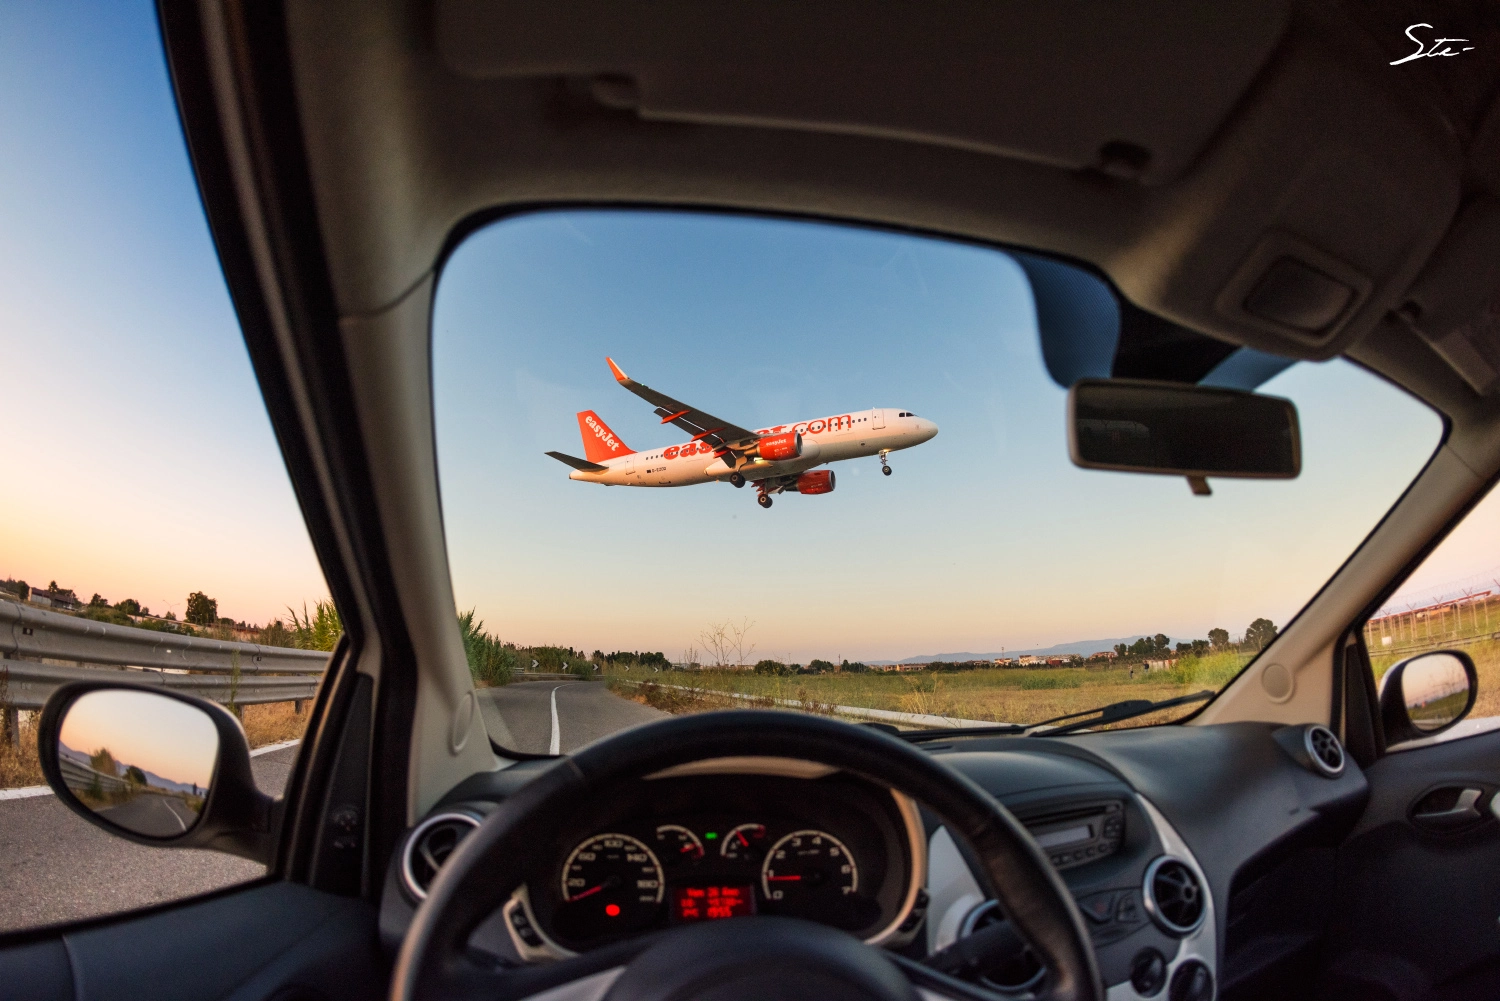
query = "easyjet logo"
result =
(662, 415, 854, 461)
(585, 415, 622, 451)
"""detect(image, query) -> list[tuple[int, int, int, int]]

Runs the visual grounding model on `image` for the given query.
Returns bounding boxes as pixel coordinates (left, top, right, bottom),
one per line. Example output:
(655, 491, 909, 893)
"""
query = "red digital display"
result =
(673, 884, 755, 922)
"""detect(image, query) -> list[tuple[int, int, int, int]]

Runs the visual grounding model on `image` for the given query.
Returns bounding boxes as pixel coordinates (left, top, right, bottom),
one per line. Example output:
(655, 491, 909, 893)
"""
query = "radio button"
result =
(1079, 891, 1118, 923)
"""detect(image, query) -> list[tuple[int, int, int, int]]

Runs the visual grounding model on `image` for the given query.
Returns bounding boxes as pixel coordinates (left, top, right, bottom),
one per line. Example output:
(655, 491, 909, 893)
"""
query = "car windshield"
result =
(432, 210, 1442, 752)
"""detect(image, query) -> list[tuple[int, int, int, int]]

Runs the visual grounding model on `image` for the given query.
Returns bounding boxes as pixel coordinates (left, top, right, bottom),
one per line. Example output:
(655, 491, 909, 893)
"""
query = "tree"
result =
(806, 659, 836, 673)
(115, 598, 142, 615)
(1153, 633, 1170, 653)
(1208, 628, 1229, 650)
(89, 593, 108, 608)
(185, 591, 218, 626)
(125, 765, 147, 786)
(1245, 618, 1278, 651)
(89, 747, 118, 775)
(754, 659, 790, 676)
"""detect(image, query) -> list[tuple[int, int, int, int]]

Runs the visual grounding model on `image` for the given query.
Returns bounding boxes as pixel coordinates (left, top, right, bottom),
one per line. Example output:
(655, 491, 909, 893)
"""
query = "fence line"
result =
(0, 598, 328, 744)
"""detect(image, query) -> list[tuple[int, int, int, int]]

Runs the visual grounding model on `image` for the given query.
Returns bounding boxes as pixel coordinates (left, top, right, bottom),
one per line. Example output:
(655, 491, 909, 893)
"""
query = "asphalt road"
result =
(98, 791, 200, 838)
(0, 744, 295, 934)
(0, 683, 662, 933)
(478, 680, 667, 755)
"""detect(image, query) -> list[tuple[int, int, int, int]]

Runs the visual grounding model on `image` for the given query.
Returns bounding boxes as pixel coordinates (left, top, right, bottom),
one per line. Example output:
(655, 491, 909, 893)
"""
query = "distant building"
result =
(1046, 656, 1066, 666)
(28, 587, 82, 612)
(993, 657, 1015, 666)
(1017, 655, 1041, 666)
(1144, 658, 1177, 672)
(1088, 651, 1117, 661)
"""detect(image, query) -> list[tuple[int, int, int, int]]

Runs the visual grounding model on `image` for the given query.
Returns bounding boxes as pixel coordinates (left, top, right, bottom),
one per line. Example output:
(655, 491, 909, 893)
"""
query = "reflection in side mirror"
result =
(40, 682, 277, 861)
(1378, 650, 1478, 746)
(1068, 379, 1300, 495)
(54, 689, 220, 837)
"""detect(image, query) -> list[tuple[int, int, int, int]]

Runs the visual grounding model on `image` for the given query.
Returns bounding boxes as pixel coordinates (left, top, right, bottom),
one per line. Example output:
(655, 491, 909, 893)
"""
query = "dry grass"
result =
(607, 656, 1249, 731)
(0, 711, 44, 788)
(239, 700, 312, 748)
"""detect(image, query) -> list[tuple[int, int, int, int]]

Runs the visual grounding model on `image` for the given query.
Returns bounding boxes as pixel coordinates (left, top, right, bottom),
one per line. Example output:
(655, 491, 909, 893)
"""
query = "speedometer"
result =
(761, 829, 858, 902)
(560, 833, 664, 931)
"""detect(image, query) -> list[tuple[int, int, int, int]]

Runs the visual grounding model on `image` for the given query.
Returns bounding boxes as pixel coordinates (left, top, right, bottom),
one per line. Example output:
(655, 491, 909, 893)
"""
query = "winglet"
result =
(606, 356, 630, 383)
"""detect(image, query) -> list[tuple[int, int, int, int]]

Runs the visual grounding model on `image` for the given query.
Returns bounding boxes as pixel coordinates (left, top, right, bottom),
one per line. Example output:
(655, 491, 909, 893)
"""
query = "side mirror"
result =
(39, 682, 278, 862)
(1378, 650, 1478, 746)
(1068, 379, 1300, 494)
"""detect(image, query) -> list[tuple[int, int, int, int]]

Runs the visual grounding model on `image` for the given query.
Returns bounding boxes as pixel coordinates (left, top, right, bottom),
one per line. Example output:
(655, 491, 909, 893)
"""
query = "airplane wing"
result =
(606, 357, 759, 455)
(546, 451, 608, 472)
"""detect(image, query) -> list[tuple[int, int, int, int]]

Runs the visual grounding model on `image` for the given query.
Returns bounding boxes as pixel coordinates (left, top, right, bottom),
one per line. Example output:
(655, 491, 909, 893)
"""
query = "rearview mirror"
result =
(1068, 379, 1300, 494)
(39, 682, 278, 861)
(1378, 650, 1478, 746)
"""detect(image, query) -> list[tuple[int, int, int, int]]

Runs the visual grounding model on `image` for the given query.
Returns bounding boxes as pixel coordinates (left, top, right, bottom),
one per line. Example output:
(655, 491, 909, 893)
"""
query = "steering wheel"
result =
(391, 710, 1103, 1001)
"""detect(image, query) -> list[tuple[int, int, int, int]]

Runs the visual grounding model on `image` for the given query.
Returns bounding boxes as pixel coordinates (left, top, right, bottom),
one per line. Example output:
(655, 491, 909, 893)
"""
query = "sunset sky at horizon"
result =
(2, 1, 1487, 663)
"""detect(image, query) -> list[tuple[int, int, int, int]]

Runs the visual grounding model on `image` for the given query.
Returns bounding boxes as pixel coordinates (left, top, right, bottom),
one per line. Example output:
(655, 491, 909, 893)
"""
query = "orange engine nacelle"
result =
(756, 432, 802, 462)
(795, 470, 835, 495)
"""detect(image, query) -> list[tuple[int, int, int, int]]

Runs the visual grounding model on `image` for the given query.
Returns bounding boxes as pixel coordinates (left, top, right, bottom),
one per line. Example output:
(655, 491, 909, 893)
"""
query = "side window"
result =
(0, 3, 330, 932)
(1363, 482, 1500, 737)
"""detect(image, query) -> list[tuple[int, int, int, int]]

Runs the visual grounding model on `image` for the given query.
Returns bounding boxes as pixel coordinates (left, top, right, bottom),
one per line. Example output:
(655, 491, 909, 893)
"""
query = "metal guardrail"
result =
(0, 598, 328, 714)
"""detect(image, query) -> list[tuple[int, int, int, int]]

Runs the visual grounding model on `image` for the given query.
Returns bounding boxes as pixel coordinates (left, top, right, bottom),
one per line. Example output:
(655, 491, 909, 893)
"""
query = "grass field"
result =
(608, 651, 1254, 730)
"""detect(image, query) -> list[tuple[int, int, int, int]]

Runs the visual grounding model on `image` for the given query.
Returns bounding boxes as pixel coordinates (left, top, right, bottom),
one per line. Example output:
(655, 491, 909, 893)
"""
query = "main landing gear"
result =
(880, 450, 893, 476)
(757, 493, 773, 509)
(729, 472, 746, 488)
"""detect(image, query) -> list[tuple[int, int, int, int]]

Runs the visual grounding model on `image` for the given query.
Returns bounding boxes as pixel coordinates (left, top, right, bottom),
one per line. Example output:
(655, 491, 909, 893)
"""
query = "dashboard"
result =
(378, 722, 1370, 1000)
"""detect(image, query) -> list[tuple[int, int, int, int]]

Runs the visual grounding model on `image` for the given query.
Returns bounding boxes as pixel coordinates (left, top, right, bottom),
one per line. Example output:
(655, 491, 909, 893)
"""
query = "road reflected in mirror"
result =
(1401, 653, 1472, 732)
(57, 690, 220, 838)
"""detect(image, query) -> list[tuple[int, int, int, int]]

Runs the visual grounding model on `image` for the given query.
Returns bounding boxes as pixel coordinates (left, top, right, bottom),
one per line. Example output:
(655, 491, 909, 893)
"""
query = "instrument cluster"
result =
(525, 772, 919, 950)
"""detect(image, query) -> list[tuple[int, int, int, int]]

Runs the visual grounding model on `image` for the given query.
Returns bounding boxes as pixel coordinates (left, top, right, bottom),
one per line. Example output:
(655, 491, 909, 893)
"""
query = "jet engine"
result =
(794, 470, 835, 494)
(755, 432, 802, 461)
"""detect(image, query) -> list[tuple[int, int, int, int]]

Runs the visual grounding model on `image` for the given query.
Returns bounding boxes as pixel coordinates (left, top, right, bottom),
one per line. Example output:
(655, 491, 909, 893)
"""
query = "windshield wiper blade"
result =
(881, 689, 1213, 742)
(886, 722, 1027, 742)
(1029, 690, 1215, 737)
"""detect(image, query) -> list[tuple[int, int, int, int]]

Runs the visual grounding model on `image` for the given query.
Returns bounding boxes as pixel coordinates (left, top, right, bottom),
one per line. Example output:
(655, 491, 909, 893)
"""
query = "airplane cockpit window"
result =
(432, 209, 1442, 755)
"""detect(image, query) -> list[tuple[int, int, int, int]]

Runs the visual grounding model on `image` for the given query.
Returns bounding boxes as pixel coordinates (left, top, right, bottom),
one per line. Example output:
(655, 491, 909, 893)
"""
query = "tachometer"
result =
(720, 822, 768, 860)
(655, 824, 705, 866)
(761, 829, 858, 901)
(560, 833, 664, 929)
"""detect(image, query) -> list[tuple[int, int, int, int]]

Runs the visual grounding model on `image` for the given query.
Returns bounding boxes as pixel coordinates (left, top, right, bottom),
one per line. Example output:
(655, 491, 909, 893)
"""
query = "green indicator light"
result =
(705, 832, 717, 840)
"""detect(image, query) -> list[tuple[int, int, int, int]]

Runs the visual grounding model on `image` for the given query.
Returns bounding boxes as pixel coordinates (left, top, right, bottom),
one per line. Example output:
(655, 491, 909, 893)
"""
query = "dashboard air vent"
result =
(1304, 725, 1345, 777)
(401, 811, 481, 900)
(958, 901, 1044, 991)
(1143, 856, 1206, 936)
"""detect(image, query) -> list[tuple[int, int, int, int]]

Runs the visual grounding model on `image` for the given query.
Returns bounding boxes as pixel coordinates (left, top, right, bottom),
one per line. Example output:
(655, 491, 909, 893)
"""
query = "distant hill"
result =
(868, 636, 1151, 666)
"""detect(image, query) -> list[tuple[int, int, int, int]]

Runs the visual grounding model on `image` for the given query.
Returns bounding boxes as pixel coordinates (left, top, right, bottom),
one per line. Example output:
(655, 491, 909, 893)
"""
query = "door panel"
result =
(0, 882, 384, 1001)
(1322, 729, 1500, 1000)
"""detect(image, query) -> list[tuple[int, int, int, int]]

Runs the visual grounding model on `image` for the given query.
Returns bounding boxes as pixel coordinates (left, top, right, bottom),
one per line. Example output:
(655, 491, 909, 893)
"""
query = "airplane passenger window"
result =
(432, 210, 1443, 755)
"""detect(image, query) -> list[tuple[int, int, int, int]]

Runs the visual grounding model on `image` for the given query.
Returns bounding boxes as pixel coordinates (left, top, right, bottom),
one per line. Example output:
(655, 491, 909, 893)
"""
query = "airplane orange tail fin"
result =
(577, 410, 634, 463)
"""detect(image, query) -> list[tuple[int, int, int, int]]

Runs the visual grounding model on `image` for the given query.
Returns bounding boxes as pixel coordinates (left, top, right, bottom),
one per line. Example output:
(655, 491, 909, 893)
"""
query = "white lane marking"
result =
(0, 785, 53, 801)
(251, 738, 301, 757)
(157, 794, 189, 833)
(549, 686, 563, 755)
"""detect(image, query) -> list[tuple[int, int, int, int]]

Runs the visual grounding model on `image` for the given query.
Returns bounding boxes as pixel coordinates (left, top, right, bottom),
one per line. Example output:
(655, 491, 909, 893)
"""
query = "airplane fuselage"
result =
(568, 408, 937, 486)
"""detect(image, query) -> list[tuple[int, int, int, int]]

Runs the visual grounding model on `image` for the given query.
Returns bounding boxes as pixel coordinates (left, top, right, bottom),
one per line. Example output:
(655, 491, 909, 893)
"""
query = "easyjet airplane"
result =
(546, 358, 939, 508)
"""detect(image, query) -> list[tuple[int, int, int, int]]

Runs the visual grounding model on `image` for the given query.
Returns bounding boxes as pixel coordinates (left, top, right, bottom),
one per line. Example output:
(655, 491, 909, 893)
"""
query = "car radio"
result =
(1024, 800, 1125, 870)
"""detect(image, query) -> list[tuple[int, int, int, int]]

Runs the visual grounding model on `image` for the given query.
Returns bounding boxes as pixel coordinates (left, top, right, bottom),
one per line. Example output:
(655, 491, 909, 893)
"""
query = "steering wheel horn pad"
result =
(390, 710, 1103, 1001)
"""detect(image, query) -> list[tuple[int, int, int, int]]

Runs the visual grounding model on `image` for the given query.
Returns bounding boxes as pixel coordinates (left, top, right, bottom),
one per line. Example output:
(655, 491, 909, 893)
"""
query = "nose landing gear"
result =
(729, 472, 746, 488)
(880, 450, 893, 476)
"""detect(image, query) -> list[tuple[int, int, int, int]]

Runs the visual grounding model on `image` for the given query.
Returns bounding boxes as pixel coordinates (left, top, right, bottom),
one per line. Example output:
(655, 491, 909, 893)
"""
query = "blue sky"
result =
(434, 212, 1444, 662)
(0, 2, 1459, 662)
(0, 0, 326, 624)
